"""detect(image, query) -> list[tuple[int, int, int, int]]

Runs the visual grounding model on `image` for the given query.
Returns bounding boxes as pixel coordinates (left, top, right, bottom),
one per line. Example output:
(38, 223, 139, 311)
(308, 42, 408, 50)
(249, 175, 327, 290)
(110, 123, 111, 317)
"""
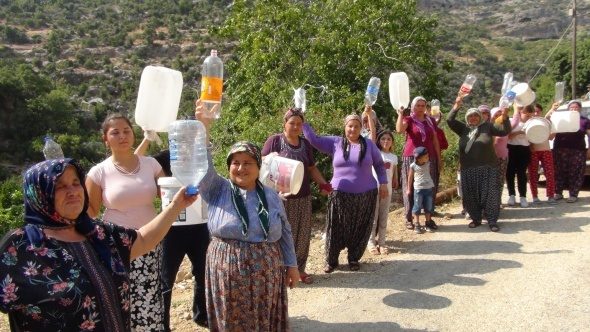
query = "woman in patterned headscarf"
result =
(195, 101, 299, 331)
(396, 96, 442, 231)
(447, 95, 511, 232)
(303, 114, 388, 273)
(0, 159, 196, 331)
(261, 108, 332, 284)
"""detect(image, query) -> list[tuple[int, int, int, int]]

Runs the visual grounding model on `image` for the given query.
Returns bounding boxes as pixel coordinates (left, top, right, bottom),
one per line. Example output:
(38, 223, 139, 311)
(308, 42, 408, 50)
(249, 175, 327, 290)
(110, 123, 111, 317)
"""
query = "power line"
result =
(529, 19, 574, 83)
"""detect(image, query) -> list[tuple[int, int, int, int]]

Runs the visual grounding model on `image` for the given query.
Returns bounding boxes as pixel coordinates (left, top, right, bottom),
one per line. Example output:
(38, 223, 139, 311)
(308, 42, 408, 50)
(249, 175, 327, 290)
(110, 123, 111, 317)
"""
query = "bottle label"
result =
(366, 86, 379, 95)
(201, 76, 223, 102)
(460, 84, 472, 94)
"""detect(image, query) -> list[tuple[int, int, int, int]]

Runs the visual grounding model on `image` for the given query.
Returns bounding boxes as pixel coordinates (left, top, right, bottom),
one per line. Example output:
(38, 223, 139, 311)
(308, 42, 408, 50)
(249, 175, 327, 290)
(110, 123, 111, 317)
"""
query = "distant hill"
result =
(419, 0, 589, 41)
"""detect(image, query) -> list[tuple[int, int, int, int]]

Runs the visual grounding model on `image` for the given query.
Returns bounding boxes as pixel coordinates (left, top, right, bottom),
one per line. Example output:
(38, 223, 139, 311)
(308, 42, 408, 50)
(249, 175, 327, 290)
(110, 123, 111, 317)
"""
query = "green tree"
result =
(213, 0, 443, 164)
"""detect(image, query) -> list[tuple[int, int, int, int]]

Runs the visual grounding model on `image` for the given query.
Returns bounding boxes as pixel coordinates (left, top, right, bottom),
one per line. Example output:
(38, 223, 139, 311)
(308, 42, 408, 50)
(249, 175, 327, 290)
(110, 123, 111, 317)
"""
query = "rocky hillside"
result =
(419, 0, 589, 41)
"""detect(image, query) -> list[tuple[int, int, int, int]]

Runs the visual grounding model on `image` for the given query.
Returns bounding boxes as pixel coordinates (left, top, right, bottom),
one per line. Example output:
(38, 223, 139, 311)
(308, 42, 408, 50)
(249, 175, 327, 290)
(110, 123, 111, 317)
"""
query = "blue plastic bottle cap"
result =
(186, 185, 199, 196)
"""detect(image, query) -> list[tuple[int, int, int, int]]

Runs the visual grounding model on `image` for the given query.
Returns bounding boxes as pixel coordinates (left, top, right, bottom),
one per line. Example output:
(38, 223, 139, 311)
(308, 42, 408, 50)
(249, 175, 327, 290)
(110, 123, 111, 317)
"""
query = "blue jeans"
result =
(412, 188, 434, 215)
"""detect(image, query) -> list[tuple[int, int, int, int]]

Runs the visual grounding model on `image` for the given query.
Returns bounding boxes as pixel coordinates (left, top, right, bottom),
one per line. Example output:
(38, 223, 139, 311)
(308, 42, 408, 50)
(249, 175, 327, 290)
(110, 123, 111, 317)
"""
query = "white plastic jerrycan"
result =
(135, 66, 183, 132)
(389, 72, 410, 111)
(551, 110, 580, 133)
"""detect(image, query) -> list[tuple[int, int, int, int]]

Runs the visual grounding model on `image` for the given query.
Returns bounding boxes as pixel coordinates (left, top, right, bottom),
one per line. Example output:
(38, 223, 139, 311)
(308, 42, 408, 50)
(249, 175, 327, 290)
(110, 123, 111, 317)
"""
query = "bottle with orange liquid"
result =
(200, 50, 224, 118)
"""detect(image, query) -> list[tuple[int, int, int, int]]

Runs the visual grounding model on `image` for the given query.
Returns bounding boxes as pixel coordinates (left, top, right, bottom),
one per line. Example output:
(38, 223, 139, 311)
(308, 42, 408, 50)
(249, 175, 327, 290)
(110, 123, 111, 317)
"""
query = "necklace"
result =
(112, 156, 140, 175)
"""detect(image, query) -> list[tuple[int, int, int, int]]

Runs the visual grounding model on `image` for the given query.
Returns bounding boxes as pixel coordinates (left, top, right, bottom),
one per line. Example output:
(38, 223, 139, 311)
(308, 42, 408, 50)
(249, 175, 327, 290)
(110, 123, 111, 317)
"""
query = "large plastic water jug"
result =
(388, 72, 409, 111)
(551, 110, 580, 133)
(135, 66, 183, 132)
(158, 177, 207, 225)
(168, 120, 208, 195)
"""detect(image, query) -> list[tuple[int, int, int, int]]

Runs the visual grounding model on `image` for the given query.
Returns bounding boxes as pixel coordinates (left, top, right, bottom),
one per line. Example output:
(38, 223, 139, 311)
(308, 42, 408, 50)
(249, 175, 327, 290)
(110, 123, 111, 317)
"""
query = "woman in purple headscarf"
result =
(0, 158, 196, 331)
(303, 114, 388, 273)
(396, 96, 442, 230)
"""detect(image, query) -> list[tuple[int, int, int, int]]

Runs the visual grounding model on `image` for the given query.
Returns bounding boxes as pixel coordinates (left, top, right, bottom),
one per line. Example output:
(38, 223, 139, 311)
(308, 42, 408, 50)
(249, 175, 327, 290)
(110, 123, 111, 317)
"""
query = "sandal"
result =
(405, 221, 415, 230)
(369, 246, 380, 255)
(468, 221, 481, 228)
(380, 247, 389, 255)
(300, 272, 314, 284)
(324, 264, 336, 273)
(349, 262, 360, 271)
(489, 224, 500, 232)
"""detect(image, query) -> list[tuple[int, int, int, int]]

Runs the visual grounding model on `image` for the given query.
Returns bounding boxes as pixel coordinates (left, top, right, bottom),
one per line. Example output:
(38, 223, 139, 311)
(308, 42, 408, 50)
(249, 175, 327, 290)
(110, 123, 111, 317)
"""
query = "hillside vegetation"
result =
(1, 0, 590, 235)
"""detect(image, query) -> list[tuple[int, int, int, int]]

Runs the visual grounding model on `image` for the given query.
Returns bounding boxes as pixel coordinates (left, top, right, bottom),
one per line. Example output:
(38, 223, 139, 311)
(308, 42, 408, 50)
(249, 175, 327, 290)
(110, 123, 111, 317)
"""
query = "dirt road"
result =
(288, 187, 590, 331)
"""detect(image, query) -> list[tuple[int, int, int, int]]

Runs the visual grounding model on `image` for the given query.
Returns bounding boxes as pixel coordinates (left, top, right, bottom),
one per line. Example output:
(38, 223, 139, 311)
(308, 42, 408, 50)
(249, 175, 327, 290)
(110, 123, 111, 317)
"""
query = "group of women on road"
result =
(1, 87, 588, 331)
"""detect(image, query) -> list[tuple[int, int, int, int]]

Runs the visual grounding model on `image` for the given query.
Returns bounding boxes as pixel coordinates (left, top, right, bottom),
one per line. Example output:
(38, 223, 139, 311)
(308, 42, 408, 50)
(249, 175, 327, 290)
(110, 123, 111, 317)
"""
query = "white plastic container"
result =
(511, 83, 535, 107)
(135, 66, 183, 132)
(158, 177, 207, 225)
(388, 72, 410, 111)
(551, 110, 580, 133)
(260, 155, 304, 195)
(524, 117, 551, 144)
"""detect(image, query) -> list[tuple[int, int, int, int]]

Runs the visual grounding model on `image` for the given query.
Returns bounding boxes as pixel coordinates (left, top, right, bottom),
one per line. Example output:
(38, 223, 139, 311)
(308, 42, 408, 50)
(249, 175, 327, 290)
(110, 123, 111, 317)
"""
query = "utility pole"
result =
(571, 0, 577, 98)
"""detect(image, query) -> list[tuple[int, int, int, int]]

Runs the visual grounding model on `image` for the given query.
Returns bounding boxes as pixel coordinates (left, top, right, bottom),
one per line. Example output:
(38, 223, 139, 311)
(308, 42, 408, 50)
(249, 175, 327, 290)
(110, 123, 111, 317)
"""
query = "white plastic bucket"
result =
(524, 117, 551, 144)
(260, 155, 304, 195)
(388, 72, 410, 111)
(511, 83, 535, 107)
(158, 177, 207, 225)
(551, 110, 580, 133)
(135, 66, 183, 132)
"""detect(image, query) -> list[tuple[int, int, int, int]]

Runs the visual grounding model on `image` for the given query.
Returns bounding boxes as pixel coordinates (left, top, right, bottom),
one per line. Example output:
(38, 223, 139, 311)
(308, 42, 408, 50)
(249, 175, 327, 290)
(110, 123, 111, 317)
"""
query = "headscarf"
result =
(342, 114, 367, 164)
(283, 108, 305, 123)
(344, 114, 362, 126)
(226, 141, 262, 169)
(410, 96, 436, 143)
(568, 100, 582, 110)
(478, 104, 491, 114)
(464, 108, 484, 154)
(225, 141, 269, 239)
(23, 158, 126, 275)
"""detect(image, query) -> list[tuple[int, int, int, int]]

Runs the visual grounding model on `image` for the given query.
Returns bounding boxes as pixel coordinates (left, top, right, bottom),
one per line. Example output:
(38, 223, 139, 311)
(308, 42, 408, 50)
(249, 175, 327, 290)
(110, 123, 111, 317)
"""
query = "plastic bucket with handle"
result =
(524, 117, 551, 144)
(260, 155, 304, 195)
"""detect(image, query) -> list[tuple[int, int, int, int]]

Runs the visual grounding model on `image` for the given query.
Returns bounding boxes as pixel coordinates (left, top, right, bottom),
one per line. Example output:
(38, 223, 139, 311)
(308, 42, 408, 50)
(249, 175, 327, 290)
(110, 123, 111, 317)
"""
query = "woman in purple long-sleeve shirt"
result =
(303, 115, 388, 273)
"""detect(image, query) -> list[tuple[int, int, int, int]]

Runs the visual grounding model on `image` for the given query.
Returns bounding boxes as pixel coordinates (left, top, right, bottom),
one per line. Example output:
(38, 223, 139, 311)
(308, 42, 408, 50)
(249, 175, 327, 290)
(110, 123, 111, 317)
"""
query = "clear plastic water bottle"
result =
(293, 87, 306, 112)
(459, 74, 477, 96)
(501, 72, 513, 96)
(42, 136, 64, 160)
(554, 81, 565, 103)
(200, 50, 224, 119)
(364, 77, 381, 106)
(168, 120, 208, 196)
(430, 99, 441, 116)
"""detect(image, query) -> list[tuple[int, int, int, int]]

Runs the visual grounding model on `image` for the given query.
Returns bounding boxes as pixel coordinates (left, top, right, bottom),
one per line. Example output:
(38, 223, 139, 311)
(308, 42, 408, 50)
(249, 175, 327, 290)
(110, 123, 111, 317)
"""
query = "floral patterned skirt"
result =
(129, 243, 165, 332)
(205, 238, 289, 332)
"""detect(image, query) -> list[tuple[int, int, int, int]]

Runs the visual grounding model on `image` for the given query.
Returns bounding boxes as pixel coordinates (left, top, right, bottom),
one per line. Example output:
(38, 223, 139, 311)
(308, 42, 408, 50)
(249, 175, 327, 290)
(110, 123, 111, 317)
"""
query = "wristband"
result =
(319, 183, 333, 193)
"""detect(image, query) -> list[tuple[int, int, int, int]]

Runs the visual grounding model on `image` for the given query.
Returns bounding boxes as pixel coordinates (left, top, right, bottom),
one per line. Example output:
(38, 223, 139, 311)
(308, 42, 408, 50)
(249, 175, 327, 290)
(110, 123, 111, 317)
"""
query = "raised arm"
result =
(131, 187, 198, 259)
(446, 95, 466, 135)
(395, 106, 408, 133)
(491, 107, 512, 136)
(302, 122, 337, 155)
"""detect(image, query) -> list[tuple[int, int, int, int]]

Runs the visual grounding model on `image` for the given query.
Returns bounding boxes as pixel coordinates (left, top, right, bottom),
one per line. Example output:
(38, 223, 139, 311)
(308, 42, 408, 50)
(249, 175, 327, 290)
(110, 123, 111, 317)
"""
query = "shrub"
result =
(0, 175, 24, 237)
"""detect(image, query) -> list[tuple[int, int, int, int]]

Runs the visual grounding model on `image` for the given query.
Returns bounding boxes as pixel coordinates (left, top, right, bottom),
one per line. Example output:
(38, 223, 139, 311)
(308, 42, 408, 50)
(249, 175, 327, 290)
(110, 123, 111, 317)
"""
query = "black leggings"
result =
(506, 144, 531, 197)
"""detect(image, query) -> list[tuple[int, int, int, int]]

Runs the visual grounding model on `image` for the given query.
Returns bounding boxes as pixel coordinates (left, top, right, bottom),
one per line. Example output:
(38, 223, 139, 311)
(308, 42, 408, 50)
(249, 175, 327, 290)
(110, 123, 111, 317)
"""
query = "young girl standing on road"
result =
(368, 129, 398, 255)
